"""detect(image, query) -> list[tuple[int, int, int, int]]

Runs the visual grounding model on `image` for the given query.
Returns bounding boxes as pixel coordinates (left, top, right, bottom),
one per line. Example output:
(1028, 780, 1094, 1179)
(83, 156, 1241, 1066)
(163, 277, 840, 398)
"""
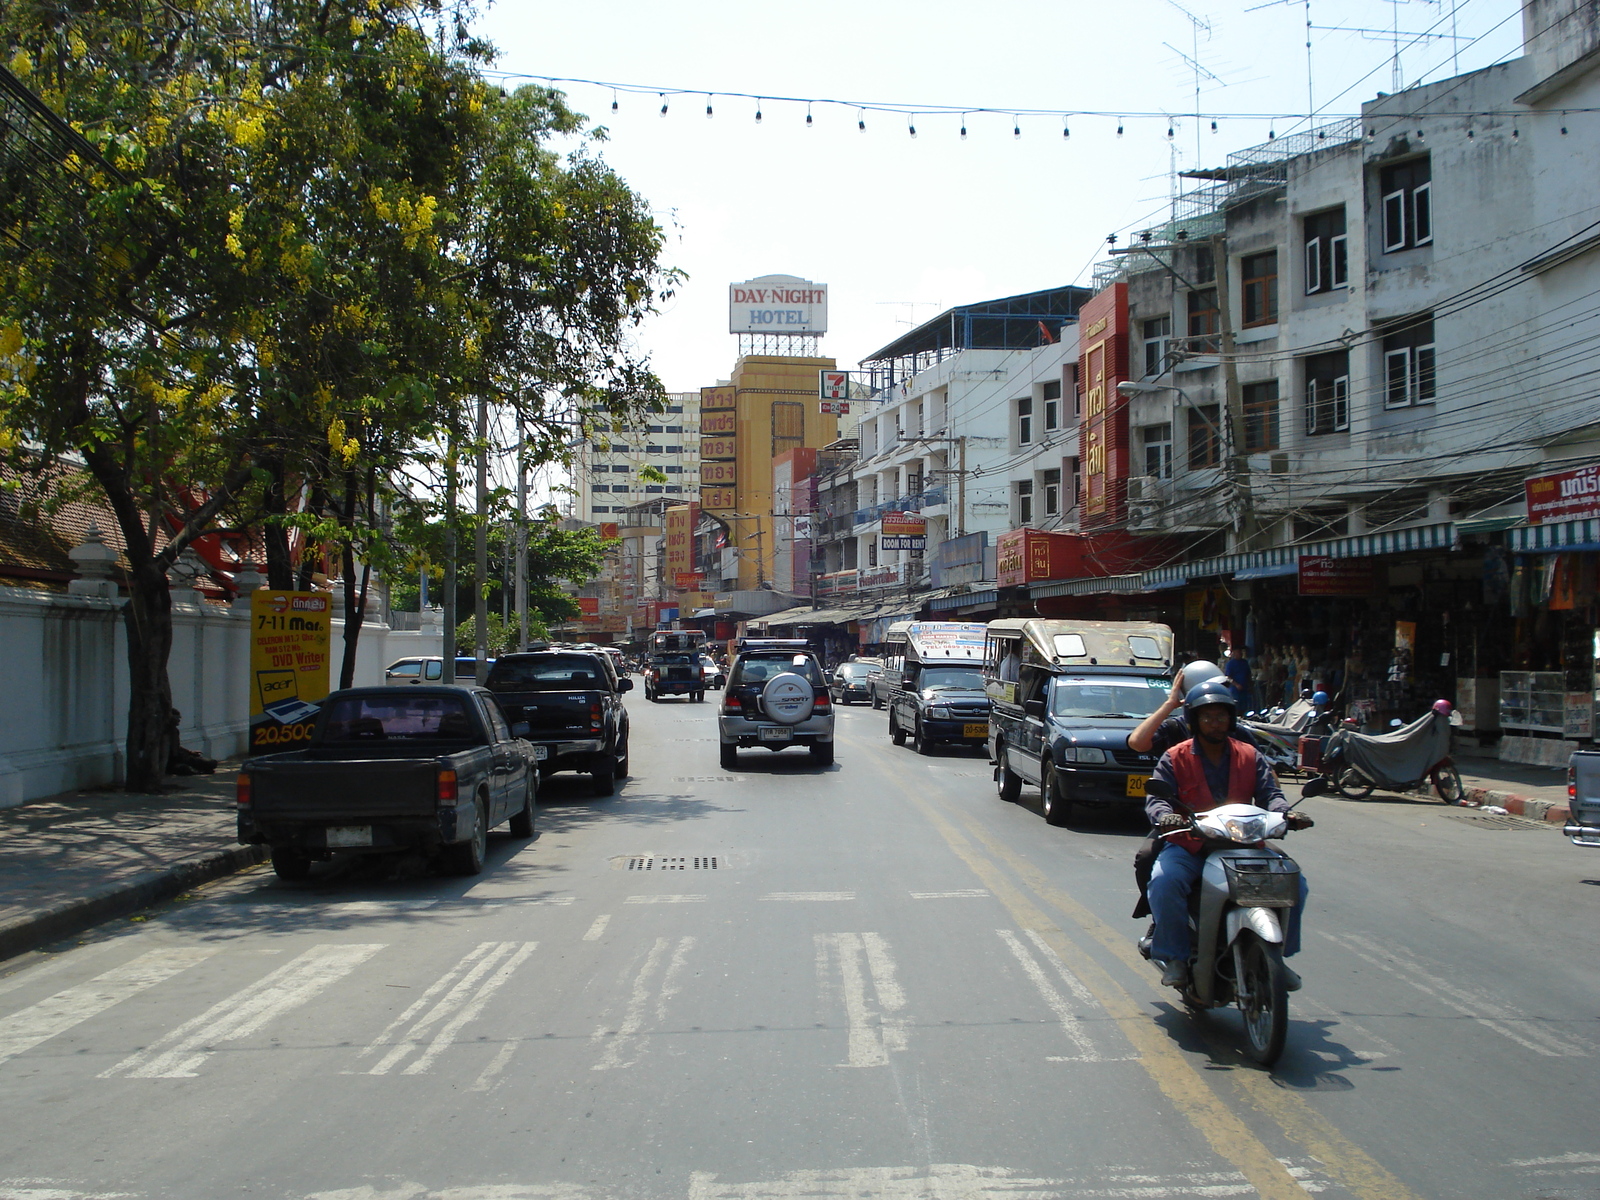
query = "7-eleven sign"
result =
(819, 370, 849, 399)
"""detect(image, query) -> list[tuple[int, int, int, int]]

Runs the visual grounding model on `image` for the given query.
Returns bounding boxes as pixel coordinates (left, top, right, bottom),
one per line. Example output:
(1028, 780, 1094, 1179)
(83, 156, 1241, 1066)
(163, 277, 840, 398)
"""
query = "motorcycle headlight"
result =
(1223, 815, 1269, 842)
(929, 706, 952, 720)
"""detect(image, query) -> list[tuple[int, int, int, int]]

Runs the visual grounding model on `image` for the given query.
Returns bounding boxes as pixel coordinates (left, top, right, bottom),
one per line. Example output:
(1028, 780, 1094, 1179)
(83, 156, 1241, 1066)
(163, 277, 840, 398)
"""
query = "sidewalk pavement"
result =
(0, 747, 1578, 966)
(0, 760, 263, 964)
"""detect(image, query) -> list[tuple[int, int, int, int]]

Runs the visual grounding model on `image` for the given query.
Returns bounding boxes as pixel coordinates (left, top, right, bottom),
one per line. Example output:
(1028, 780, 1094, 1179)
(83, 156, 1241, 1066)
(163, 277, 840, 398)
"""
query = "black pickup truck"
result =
(484, 650, 632, 796)
(237, 685, 539, 881)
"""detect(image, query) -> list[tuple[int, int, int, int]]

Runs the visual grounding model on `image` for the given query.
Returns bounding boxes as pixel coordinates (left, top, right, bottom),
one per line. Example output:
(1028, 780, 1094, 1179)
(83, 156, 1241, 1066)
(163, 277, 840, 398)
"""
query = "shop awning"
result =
(1454, 513, 1525, 536)
(929, 588, 998, 611)
(1232, 562, 1299, 580)
(757, 605, 823, 626)
(1028, 574, 1146, 599)
(1508, 518, 1600, 553)
(1142, 523, 1454, 587)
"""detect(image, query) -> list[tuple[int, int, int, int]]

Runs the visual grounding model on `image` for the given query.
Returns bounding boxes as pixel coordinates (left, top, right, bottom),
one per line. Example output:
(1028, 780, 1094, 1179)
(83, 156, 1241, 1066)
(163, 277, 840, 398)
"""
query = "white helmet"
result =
(1178, 659, 1225, 691)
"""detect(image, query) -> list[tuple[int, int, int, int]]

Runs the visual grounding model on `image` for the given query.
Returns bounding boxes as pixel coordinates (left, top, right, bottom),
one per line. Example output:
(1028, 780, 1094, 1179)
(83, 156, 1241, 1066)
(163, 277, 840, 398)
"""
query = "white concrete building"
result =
(571, 391, 701, 522)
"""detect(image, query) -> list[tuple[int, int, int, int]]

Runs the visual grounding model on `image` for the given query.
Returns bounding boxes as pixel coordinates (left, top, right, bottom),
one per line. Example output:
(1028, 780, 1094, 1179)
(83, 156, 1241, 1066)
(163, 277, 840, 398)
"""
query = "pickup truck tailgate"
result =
(494, 692, 596, 736)
(250, 758, 439, 821)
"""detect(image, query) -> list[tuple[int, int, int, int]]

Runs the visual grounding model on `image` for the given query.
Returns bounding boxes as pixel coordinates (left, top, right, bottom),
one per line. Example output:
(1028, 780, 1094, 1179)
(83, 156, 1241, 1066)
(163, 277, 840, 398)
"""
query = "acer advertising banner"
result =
(248, 591, 331, 753)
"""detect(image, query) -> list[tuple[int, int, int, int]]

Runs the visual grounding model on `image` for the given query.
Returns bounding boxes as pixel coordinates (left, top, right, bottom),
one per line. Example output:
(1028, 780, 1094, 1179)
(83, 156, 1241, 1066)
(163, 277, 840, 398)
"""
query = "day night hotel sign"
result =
(729, 274, 828, 335)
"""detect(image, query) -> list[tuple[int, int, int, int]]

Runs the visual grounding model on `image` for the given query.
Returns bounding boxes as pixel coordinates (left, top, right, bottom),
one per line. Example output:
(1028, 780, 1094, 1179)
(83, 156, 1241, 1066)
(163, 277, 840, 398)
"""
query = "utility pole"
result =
(474, 392, 490, 684)
(956, 435, 967, 537)
(515, 413, 529, 652)
(441, 433, 457, 684)
(1210, 234, 1255, 547)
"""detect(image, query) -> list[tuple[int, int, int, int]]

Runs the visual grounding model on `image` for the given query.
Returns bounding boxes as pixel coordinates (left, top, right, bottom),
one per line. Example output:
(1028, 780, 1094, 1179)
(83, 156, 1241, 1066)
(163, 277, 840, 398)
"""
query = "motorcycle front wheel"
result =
(1236, 930, 1289, 1066)
(1334, 767, 1376, 800)
(1432, 763, 1465, 804)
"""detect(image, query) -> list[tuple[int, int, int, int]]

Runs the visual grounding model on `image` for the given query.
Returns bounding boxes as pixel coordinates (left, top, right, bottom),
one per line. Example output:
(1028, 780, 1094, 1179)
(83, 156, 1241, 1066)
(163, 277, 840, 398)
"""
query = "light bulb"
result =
(1013, 118, 1021, 138)
(806, 104, 813, 127)
(705, 100, 713, 118)
(1166, 125, 1174, 139)
(1210, 119, 1217, 133)
(960, 123, 967, 139)
(659, 95, 668, 117)
(1116, 120, 1124, 137)
(1062, 123, 1070, 139)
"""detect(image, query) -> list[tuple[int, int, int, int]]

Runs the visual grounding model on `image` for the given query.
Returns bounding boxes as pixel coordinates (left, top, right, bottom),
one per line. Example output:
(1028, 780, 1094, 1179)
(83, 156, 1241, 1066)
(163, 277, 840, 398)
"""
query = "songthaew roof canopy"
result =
(985, 619, 1174, 672)
(859, 285, 1093, 388)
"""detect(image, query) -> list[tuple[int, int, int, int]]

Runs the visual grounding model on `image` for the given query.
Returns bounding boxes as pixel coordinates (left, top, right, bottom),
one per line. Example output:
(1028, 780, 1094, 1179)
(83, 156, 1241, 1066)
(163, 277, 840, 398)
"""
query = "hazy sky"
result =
(476, 1, 1523, 396)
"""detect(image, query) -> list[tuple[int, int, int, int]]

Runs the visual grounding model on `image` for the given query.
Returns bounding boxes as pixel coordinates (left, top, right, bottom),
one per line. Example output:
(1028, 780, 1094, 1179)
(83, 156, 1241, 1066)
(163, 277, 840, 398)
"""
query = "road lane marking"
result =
(0, 947, 218, 1067)
(103, 943, 384, 1078)
(815, 933, 907, 1067)
(995, 929, 1104, 1062)
(469, 1037, 522, 1093)
(623, 894, 706, 904)
(583, 914, 611, 941)
(1322, 930, 1590, 1057)
(891, 780, 1422, 1200)
(910, 889, 990, 899)
(761, 891, 855, 901)
(592, 935, 695, 1070)
(363, 941, 535, 1075)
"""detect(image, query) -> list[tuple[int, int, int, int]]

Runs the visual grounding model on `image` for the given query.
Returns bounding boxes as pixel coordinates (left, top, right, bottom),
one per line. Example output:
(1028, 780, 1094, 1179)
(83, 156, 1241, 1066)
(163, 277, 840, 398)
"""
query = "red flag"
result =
(1037, 321, 1056, 345)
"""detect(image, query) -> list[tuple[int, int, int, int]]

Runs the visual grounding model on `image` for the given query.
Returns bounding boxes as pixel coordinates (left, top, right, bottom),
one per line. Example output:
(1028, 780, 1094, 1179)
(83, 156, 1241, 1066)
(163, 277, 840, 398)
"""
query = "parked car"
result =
(829, 659, 879, 705)
(984, 619, 1173, 825)
(884, 624, 989, 753)
(718, 638, 835, 768)
(484, 650, 632, 796)
(868, 622, 913, 709)
(384, 656, 495, 686)
(237, 685, 538, 880)
(701, 654, 727, 690)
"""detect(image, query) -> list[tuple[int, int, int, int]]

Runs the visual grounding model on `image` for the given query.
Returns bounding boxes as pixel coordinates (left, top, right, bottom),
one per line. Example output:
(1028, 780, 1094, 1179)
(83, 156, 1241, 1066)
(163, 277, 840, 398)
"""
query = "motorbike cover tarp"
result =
(1328, 710, 1452, 791)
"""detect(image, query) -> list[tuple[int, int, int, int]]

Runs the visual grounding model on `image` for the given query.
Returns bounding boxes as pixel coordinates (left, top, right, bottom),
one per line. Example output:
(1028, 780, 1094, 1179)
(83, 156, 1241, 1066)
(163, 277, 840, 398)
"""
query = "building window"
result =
(666, 485, 683, 494)
(1241, 251, 1279, 327)
(1069, 364, 1081, 417)
(645, 485, 664, 494)
(611, 464, 628, 472)
(591, 484, 610, 493)
(591, 505, 611, 513)
(1383, 315, 1436, 408)
(772, 400, 804, 458)
(1017, 479, 1034, 525)
(1187, 288, 1219, 353)
(665, 425, 682, 434)
(1142, 315, 1172, 377)
(1016, 397, 1033, 446)
(1188, 405, 1221, 469)
(646, 425, 663, 434)
(664, 464, 682, 474)
(664, 445, 682, 454)
(1303, 350, 1350, 434)
(1042, 379, 1061, 431)
(646, 444, 662, 453)
(1243, 380, 1280, 451)
(667, 405, 682, 414)
(1141, 423, 1172, 479)
(1041, 468, 1061, 516)
(1380, 156, 1432, 253)
(867, 537, 878, 568)
(1304, 208, 1348, 294)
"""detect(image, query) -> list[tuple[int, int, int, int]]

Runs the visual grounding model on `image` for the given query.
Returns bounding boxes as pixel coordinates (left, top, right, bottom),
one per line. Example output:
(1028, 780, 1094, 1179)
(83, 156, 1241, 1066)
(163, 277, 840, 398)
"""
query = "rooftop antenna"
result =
(1163, 0, 1215, 169)
(876, 300, 944, 328)
(1246, 0, 1314, 129)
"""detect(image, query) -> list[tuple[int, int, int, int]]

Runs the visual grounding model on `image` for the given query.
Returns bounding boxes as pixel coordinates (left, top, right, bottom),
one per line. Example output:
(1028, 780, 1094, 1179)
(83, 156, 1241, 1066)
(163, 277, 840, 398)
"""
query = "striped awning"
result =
(1143, 522, 1455, 587)
(1028, 574, 1146, 599)
(1508, 518, 1600, 553)
(929, 588, 998, 611)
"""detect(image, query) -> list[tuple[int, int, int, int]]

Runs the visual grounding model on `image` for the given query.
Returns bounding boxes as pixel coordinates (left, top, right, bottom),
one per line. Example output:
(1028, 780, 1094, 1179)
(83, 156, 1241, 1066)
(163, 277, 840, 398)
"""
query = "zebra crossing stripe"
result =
(0, 947, 218, 1067)
(101, 943, 385, 1079)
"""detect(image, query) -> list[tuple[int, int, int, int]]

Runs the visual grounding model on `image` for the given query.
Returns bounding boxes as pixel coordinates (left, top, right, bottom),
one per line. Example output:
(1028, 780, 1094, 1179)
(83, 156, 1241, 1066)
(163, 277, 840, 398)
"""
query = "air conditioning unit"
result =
(1126, 475, 1158, 502)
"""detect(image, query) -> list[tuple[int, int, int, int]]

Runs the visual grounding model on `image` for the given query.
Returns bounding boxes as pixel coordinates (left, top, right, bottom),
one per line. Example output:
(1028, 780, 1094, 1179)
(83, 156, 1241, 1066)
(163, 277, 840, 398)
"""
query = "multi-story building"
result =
(571, 392, 701, 522)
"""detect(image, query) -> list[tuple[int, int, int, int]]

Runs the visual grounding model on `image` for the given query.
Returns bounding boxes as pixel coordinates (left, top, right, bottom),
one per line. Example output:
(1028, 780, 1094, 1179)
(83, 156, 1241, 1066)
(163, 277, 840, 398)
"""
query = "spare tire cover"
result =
(762, 672, 816, 725)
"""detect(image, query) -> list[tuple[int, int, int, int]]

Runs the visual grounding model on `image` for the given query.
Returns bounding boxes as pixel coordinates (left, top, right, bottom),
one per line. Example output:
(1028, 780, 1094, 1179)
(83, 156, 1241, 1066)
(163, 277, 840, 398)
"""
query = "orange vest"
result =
(1165, 738, 1259, 852)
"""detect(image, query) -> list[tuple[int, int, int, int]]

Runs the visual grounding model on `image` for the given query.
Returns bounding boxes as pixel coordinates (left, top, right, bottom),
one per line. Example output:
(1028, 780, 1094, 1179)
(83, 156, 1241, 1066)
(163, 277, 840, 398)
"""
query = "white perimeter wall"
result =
(0, 586, 445, 807)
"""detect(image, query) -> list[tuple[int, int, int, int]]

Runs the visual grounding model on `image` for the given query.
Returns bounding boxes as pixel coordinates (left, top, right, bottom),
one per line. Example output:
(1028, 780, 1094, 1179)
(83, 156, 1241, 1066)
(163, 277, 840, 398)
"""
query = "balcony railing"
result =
(850, 489, 949, 526)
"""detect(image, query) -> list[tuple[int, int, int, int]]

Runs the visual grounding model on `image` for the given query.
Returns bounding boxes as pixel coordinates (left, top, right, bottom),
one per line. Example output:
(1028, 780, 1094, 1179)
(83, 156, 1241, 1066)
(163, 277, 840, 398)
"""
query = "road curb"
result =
(1463, 784, 1570, 824)
(0, 843, 268, 963)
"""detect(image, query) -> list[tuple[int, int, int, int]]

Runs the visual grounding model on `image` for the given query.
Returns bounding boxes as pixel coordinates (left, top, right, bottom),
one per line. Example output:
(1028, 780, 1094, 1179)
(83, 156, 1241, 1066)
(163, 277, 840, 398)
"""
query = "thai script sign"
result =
(880, 511, 926, 537)
(700, 487, 736, 512)
(248, 590, 331, 752)
(700, 436, 737, 459)
(701, 460, 737, 486)
(1078, 283, 1130, 528)
(1298, 556, 1376, 597)
(1525, 464, 1600, 524)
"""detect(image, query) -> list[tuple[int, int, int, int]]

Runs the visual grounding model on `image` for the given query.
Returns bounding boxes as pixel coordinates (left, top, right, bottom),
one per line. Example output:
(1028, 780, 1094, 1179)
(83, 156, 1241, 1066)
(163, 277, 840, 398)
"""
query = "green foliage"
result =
(455, 612, 544, 656)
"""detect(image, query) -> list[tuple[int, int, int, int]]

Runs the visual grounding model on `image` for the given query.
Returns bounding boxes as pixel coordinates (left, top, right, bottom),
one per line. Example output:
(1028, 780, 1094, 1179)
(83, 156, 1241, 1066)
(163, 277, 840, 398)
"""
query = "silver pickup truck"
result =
(1567, 750, 1600, 847)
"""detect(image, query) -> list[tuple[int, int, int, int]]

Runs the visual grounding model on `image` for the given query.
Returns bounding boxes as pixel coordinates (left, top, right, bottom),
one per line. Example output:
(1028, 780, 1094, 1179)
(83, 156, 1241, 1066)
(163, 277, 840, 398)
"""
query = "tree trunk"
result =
(338, 472, 363, 689)
(260, 454, 294, 590)
(123, 558, 176, 791)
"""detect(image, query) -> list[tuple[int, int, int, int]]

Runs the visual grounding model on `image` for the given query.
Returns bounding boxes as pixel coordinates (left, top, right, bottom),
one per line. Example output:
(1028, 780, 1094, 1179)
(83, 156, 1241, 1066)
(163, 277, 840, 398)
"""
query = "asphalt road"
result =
(2, 694, 1598, 1200)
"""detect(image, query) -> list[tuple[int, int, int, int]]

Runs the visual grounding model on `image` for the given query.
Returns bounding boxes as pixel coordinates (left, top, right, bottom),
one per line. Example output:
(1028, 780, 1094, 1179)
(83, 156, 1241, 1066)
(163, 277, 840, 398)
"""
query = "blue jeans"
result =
(1148, 842, 1307, 962)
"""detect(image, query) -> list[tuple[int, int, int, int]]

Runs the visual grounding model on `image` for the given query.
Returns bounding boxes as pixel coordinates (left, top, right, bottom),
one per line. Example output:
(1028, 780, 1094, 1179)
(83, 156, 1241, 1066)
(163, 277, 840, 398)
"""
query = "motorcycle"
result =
(1138, 776, 1323, 1066)
(1322, 704, 1464, 803)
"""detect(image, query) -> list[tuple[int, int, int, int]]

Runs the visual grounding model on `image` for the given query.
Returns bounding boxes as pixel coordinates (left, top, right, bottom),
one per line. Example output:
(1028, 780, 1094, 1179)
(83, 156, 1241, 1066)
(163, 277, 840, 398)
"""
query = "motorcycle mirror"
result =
(1300, 776, 1332, 800)
(1143, 778, 1176, 800)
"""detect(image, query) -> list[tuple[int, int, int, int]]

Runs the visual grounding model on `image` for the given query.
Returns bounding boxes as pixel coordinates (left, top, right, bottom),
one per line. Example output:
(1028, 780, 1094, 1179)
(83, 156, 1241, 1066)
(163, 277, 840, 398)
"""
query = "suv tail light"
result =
(235, 772, 251, 810)
(437, 768, 459, 804)
(812, 690, 832, 714)
(722, 694, 742, 715)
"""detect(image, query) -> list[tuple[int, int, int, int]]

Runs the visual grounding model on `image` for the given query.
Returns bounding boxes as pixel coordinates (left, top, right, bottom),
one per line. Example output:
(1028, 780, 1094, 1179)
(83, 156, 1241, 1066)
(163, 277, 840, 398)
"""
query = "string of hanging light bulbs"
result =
(484, 71, 1595, 138)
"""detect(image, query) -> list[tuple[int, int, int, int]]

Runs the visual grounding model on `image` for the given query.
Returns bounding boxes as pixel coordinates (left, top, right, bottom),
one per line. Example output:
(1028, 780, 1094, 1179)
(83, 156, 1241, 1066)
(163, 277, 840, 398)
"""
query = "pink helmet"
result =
(1431, 699, 1453, 715)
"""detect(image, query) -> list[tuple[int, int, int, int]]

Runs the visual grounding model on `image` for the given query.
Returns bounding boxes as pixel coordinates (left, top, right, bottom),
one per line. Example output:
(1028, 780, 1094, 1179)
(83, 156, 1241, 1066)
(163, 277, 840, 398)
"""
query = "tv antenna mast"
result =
(1164, 0, 1216, 170)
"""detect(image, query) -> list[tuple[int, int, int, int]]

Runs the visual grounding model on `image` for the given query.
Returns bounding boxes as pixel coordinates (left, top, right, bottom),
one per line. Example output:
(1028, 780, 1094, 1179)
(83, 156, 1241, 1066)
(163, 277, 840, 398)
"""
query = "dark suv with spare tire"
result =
(717, 639, 835, 768)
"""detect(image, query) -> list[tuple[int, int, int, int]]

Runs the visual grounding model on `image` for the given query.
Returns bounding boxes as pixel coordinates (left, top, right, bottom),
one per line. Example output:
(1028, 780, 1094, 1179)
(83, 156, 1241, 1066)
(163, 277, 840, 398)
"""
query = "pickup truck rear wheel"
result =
(270, 847, 313, 882)
(445, 798, 487, 875)
(508, 781, 536, 838)
(591, 759, 617, 797)
(614, 736, 630, 779)
(870, 691, 883, 710)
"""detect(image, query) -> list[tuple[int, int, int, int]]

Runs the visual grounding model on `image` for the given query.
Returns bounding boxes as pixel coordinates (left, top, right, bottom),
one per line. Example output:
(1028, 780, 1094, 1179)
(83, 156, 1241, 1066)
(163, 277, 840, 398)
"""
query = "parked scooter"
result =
(1137, 776, 1323, 1066)
(1322, 701, 1464, 803)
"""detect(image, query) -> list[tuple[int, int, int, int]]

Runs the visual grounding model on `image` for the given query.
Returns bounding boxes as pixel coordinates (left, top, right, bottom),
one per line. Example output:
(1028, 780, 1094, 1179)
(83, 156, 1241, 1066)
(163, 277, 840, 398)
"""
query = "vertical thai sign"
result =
(248, 590, 331, 753)
(1078, 283, 1130, 528)
(664, 502, 699, 593)
(700, 385, 737, 513)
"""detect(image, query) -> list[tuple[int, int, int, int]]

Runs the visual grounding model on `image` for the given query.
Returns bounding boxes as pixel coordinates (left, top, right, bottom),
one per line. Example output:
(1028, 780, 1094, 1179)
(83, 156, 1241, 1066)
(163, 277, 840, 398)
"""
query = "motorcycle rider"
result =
(1128, 659, 1259, 756)
(1146, 680, 1312, 990)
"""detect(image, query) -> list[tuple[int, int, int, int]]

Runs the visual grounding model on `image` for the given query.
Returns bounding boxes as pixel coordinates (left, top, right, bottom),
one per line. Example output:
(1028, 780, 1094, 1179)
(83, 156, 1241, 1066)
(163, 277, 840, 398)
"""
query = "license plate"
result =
(963, 722, 988, 738)
(1125, 775, 1150, 798)
(326, 825, 372, 847)
(533, 745, 550, 761)
(758, 727, 793, 742)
